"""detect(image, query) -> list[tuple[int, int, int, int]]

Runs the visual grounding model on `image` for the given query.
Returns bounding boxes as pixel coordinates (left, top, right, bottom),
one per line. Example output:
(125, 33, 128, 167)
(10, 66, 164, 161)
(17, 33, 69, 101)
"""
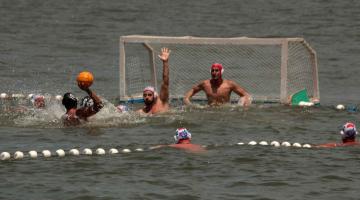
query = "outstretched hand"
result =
(78, 82, 90, 91)
(158, 47, 171, 61)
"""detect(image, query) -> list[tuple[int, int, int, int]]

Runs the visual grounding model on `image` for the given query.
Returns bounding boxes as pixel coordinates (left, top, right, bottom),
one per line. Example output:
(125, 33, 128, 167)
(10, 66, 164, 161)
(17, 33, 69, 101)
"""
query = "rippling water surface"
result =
(1, 0, 360, 199)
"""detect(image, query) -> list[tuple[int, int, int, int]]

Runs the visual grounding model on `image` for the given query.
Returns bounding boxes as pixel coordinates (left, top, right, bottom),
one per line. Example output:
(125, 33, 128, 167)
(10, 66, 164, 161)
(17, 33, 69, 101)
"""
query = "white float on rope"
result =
(292, 143, 302, 147)
(281, 141, 291, 147)
(122, 148, 131, 153)
(0, 93, 8, 99)
(82, 148, 92, 155)
(56, 149, 65, 157)
(336, 104, 345, 110)
(270, 141, 280, 147)
(28, 150, 38, 158)
(0, 152, 11, 160)
(109, 148, 119, 154)
(14, 151, 24, 160)
(96, 148, 106, 155)
(69, 149, 80, 156)
(42, 150, 51, 157)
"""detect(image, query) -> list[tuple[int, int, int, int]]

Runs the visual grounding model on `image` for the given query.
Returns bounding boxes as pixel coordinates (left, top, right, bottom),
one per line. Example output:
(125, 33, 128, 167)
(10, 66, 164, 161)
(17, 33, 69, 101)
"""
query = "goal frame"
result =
(119, 35, 319, 104)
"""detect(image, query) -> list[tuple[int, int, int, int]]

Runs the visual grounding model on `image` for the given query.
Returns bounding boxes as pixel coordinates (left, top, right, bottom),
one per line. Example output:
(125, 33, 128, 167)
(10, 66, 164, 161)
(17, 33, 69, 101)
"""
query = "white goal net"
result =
(119, 35, 319, 104)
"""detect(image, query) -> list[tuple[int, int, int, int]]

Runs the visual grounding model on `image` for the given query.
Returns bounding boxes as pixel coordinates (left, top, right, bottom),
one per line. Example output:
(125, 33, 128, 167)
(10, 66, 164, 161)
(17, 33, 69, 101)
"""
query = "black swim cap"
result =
(62, 92, 78, 109)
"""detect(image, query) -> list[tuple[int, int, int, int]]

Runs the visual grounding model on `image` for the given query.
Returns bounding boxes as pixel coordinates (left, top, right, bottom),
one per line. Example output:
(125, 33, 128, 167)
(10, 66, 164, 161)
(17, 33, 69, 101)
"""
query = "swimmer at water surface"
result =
(316, 122, 359, 148)
(151, 128, 206, 153)
(184, 63, 251, 107)
(61, 79, 103, 126)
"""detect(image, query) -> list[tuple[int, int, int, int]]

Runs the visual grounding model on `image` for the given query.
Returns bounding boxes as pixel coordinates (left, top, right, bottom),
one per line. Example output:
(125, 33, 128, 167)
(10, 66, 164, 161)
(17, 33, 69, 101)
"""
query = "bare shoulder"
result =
(202, 79, 211, 86)
(193, 79, 208, 89)
(223, 79, 238, 86)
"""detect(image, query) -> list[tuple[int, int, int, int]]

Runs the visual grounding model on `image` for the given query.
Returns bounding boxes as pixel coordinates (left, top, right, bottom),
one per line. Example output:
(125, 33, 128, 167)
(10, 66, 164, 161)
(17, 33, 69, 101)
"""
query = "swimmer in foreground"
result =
(150, 128, 206, 153)
(61, 85, 103, 126)
(137, 47, 170, 115)
(316, 122, 359, 148)
(184, 63, 252, 107)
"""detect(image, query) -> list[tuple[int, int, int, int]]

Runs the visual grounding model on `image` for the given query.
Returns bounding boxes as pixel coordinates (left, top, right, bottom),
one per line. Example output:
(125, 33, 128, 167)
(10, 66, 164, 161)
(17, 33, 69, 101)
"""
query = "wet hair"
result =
(62, 92, 78, 110)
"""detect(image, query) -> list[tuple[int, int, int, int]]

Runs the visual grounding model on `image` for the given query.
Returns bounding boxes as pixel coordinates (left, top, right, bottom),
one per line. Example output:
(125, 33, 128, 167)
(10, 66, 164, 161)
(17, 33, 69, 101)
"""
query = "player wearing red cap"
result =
(184, 63, 251, 107)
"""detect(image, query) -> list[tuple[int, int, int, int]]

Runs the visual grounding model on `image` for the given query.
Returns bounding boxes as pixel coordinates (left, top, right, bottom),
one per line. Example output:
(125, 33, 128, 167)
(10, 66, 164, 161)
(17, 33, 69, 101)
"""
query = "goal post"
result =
(119, 35, 319, 104)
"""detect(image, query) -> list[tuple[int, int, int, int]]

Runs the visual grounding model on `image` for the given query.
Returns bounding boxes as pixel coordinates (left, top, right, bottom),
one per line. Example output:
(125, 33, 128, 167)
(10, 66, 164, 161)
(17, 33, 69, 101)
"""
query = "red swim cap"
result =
(211, 63, 224, 76)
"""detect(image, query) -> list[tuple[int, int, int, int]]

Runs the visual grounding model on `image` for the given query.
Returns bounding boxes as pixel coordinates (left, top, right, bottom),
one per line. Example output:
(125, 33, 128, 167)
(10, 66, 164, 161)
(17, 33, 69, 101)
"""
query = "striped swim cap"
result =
(174, 128, 192, 143)
(340, 122, 358, 139)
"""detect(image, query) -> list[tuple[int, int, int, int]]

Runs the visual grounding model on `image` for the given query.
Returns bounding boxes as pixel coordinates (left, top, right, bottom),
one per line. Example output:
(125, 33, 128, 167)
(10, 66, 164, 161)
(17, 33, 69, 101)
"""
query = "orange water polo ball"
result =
(77, 71, 94, 88)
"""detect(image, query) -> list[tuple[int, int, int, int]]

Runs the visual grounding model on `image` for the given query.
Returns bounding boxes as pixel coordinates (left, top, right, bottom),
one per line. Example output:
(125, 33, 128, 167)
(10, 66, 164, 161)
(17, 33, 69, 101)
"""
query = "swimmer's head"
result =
(31, 95, 45, 108)
(340, 122, 358, 143)
(80, 96, 94, 108)
(143, 86, 158, 105)
(62, 92, 78, 110)
(211, 63, 224, 80)
(174, 128, 192, 144)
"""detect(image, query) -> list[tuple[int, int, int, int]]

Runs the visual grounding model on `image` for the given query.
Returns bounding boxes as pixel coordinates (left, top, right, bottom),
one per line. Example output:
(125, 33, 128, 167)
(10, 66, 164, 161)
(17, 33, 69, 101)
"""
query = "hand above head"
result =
(78, 82, 91, 92)
(158, 47, 171, 62)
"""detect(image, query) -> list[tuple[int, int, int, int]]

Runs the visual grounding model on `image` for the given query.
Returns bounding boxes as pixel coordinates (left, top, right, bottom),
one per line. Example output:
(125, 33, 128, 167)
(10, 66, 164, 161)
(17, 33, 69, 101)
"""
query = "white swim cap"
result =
(80, 96, 94, 108)
(143, 86, 158, 98)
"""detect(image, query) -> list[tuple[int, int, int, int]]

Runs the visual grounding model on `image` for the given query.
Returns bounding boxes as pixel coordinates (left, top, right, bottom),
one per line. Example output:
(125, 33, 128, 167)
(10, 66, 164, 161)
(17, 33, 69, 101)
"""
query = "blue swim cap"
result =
(174, 128, 192, 143)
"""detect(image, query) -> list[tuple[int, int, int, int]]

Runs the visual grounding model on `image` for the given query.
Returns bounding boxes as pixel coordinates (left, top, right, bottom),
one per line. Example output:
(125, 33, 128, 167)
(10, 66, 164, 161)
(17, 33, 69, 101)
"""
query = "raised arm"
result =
(77, 86, 103, 118)
(158, 47, 170, 103)
(231, 81, 251, 107)
(184, 82, 204, 105)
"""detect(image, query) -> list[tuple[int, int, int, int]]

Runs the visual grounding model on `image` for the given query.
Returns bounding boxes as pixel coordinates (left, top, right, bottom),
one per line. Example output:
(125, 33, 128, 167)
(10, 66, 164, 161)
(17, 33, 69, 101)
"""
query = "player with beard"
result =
(137, 47, 170, 114)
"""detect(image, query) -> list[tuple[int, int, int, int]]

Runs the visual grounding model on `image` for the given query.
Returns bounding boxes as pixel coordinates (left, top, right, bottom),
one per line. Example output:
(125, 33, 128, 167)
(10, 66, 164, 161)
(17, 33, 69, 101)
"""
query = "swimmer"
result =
(137, 47, 170, 114)
(31, 95, 45, 108)
(184, 63, 251, 107)
(151, 128, 206, 153)
(316, 122, 359, 148)
(61, 86, 103, 126)
(2, 94, 45, 113)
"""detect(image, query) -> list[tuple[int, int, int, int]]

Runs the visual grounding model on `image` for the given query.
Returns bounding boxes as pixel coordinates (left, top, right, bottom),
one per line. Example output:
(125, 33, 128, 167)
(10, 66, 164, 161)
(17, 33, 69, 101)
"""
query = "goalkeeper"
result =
(184, 63, 251, 107)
